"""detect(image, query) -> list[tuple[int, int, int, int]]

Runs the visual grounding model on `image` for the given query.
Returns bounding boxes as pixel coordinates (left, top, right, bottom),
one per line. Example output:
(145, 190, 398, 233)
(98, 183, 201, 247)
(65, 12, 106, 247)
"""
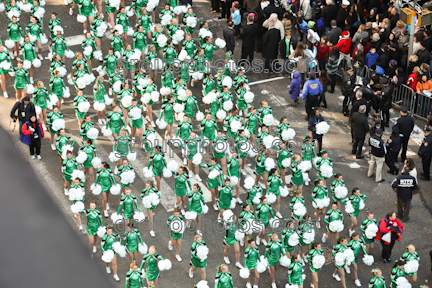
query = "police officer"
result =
(395, 106, 414, 163)
(359, 78, 378, 115)
(341, 67, 356, 116)
(391, 166, 417, 222)
(385, 126, 401, 175)
(368, 128, 386, 183)
(376, 78, 394, 130)
(419, 126, 432, 181)
(302, 72, 323, 120)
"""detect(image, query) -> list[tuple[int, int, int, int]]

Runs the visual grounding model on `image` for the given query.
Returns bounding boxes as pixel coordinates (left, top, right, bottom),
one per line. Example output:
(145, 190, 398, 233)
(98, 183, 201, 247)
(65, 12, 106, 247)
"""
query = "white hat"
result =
(342, 0, 350, 5)
(372, 22, 378, 28)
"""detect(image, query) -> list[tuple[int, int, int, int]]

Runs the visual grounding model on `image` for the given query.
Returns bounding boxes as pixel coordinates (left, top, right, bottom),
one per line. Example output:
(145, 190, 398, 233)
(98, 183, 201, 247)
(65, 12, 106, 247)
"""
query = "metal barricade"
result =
(392, 84, 415, 111)
(411, 92, 432, 120)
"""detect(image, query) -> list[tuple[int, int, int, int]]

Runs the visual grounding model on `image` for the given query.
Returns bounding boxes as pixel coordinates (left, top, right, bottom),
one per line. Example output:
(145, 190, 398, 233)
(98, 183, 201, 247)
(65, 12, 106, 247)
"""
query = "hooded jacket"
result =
(289, 71, 301, 100)
(332, 37, 352, 55)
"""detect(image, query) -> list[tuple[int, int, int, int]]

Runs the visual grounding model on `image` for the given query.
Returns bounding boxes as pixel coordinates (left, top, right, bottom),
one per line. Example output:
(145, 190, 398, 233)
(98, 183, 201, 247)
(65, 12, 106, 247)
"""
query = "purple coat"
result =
(289, 71, 302, 100)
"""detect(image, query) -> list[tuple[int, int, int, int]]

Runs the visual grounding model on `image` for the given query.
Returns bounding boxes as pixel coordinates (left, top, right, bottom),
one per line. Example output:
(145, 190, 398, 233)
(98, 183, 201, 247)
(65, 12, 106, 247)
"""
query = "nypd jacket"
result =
(391, 172, 417, 199)
(369, 134, 386, 157)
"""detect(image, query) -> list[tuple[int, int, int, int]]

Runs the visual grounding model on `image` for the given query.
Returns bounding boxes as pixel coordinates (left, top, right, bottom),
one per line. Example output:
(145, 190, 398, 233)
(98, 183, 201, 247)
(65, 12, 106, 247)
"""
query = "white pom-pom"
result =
(161, 167, 171, 179)
(313, 196, 330, 209)
(396, 277, 412, 288)
(93, 50, 103, 61)
(222, 76, 232, 89)
(97, 226, 107, 238)
(110, 184, 121, 195)
(174, 103, 185, 113)
(280, 158, 290, 168)
(293, 202, 306, 217)
(126, 151, 136, 162)
(230, 176, 239, 186)
(133, 211, 145, 222)
(270, 217, 281, 229)
(404, 260, 419, 274)
(35, 106, 42, 115)
(362, 254, 374, 266)
(263, 114, 275, 126)
(53, 26, 64, 35)
(63, 87, 71, 98)
(34, 7, 45, 19)
(84, 73, 95, 85)
(199, 28, 213, 39)
(40, 34, 48, 44)
(244, 176, 255, 190)
(252, 193, 262, 205)
(203, 91, 216, 104)
(312, 254, 325, 269)
(344, 248, 355, 266)
(108, 152, 120, 162)
(280, 186, 289, 197)
(267, 193, 276, 204)
(146, 0, 158, 11)
(173, 5, 185, 14)
(157, 34, 168, 48)
(101, 250, 115, 263)
(127, 26, 134, 36)
(138, 242, 148, 254)
(329, 220, 344, 233)
(26, 84, 35, 94)
(334, 186, 348, 199)
(161, 14, 173, 26)
(196, 245, 209, 260)
(0, 3, 5, 12)
(223, 100, 233, 111)
(244, 91, 254, 104)
(365, 223, 379, 239)
(230, 198, 237, 209)
(111, 212, 124, 223)
(315, 121, 330, 135)
(195, 111, 204, 121)
(0, 61, 11, 70)
(234, 229, 245, 241)
(215, 38, 226, 49)
(189, 153, 202, 165)
(216, 110, 227, 120)
(158, 259, 172, 271)
(112, 81, 122, 93)
(91, 183, 102, 195)
(256, 259, 268, 273)
(160, 87, 171, 96)
(359, 198, 365, 210)
(4, 40, 15, 49)
(152, 90, 161, 102)
(102, 126, 113, 137)
(120, 170, 136, 185)
(23, 60, 31, 70)
(223, 209, 234, 222)
(263, 135, 275, 149)
(184, 210, 197, 220)
(114, 24, 124, 34)
(202, 204, 209, 214)
(77, 14, 87, 23)
(282, 128, 296, 141)
(302, 230, 315, 245)
(192, 71, 203, 80)
(335, 252, 346, 267)
(120, 95, 132, 109)
(76, 150, 88, 164)
(71, 201, 85, 213)
(89, 157, 101, 170)
(76, 78, 86, 89)
(112, 242, 127, 257)
(83, 46, 93, 57)
(93, 101, 106, 112)
(288, 233, 300, 246)
(186, 16, 197, 28)
(29, 34, 38, 43)
(143, 167, 155, 178)
(344, 200, 355, 214)
(264, 158, 275, 172)
(86, 127, 99, 140)
(279, 255, 291, 267)
(166, 160, 178, 172)
(71, 170, 86, 182)
(320, 164, 333, 178)
(239, 267, 250, 279)
(177, 89, 187, 102)
(65, 50, 75, 59)
(196, 280, 210, 288)
(52, 118, 65, 131)
(285, 284, 299, 288)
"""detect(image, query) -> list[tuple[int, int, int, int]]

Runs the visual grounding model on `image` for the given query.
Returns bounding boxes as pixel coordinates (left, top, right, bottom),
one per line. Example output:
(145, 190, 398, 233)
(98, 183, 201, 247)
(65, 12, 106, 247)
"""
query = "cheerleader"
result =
(401, 244, 420, 283)
(179, 55, 190, 88)
(125, 262, 145, 288)
(55, 129, 75, 163)
(298, 215, 314, 262)
(140, 180, 159, 237)
(330, 173, 345, 209)
(182, 132, 202, 180)
(202, 72, 215, 111)
(72, 52, 91, 74)
(21, 36, 38, 84)
(152, 25, 165, 59)
(79, 138, 97, 183)
(118, 82, 133, 125)
(244, 107, 259, 140)
(315, 150, 333, 185)
(142, 122, 156, 161)
(143, 76, 157, 126)
(109, 69, 123, 101)
(234, 68, 248, 88)
(290, 153, 304, 196)
(198, 21, 210, 46)
(308, 108, 325, 153)
(244, 239, 260, 288)
(62, 151, 79, 195)
(113, 129, 133, 172)
(138, 7, 152, 40)
(13, 61, 30, 101)
(50, 54, 66, 77)
(104, 0, 116, 28)
(223, 213, 243, 268)
(48, 12, 62, 40)
(245, 184, 262, 210)
(161, 64, 174, 93)
(332, 236, 349, 288)
(70, 63, 87, 89)
(32, 81, 50, 128)
(26, 16, 44, 60)
(167, 208, 184, 262)
(200, 113, 217, 143)
(347, 233, 367, 286)
(106, 104, 126, 139)
(7, 16, 23, 59)
(172, 76, 186, 101)
(47, 106, 64, 150)
(218, 178, 234, 219)
(267, 168, 283, 217)
(90, 12, 104, 50)
(255, 196, 274, 246)
(77, 0, 96, 34)
(82, 31, 97, 70)
(123, 45, 137, 81)
(148, 145, 167, 191)
(49, 69, 66, 110)
(139, 246, 165, 287)
(234, 130, 248, 175)
(213, 130, 229, 176)
(322, 202, 344, 246)
(277, 117, 290, 142)
(215, 264, 235, 288)
(227, 151, 242, 204)
(301, 136, 317, 177)
(342, 187, 368, 235)
(164, 40, 177, 67)
(187, 183, 205, 233)
(73, 89, 88, 127)
(288, 253, 304, 288)
(312, 179, 329, 228)
(369, 268, 385, 288)
(390, 260, 406, 288)
(183, 34, 197, 59)
(93, 76, 107, 124)
(307, 242, 325, 288)
(223, 109, 240, 139)
(238, 204, 255, 247)
(116, 6, 130, 43)
(128, 98, 145, 142)
(289, 190, 305, 224)
(235, 81, 248, 117)
(100, 226, 120, 281)
(95, 162, 116, 217)
(281, 221, 297, 258)
(218, 86, 233, 115)
(265, 233, 286, 288)
(52, 31, 70, 62)
(189, 234, 207, 280)
(116, 158, 134, 194)
(360, 211, 377, 254)
(159, 95, 174, 139)
(258, 100, 273, 132)
(184, 90, 199, 121)
(69, 178, 84, 230)
(102, 49, 118, 90)
(80, 201, 103, 253)
(110, 30, 124, 56)
(0, 44, 12, 98)
(133, 25, 147, 59)
(202, 36, 219, 63)
(172, 166, 192, 213)
(117, 186, 139, 225)
(254, 148, 268, 189)
(199, 158, 223, 210)
(80, 114, 95, 141)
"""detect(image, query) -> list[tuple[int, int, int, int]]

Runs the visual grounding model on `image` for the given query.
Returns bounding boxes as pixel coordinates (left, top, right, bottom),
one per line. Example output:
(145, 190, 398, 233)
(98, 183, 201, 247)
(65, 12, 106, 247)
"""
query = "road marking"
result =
(65, 35, 86, 47)
(349, 162, 360, 169)
(249, 77, 284, 86)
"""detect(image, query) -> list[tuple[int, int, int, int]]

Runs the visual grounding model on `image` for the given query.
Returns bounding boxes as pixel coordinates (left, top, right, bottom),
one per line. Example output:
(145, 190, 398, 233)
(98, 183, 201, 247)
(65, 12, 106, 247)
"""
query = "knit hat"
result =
(390, 59, 397, 66)
(342, 0, 350, 5)
(248, 13, 255, 17)
(379, 78, 388, 84)
(340, 31, 350, 38)
(400, 106, 408, 113)
(372, 22, 378, 28)
(362, 78, 369, 85)
(307, 21, 316, 28)
(330, 20, 337, 26)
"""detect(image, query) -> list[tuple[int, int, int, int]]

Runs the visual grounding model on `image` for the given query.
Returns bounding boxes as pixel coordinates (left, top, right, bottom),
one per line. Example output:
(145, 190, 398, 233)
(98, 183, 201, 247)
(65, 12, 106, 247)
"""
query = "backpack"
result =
(310, 1, 321, 19)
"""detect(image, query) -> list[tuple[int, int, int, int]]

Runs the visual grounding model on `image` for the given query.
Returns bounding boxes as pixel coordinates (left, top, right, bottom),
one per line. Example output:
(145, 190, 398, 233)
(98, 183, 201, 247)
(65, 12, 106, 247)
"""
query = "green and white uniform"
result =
(113, 136, 133, 158)
(298, 221, 314, 246)
(332, 244, 349, 269)
(200, 117, 217, 141)
(117, 194, 139, 219)
(62, 158, 79, 182)
(125, 270, 145, 288)
(101, 233, 118, 253)
(360, 218, 377, 244)
(324, 208, 344, 233)
(73, 94, 88, 120)
(224, 222, 238, 245)
(244, 112, 259, 136)
(13, 67, 30, 90)
(235, 87, 248, 110)
(267, 174, 283, 197)
(167, 214, 184, 239)
(288, 261, 304, 285)
(46, 111, 64, 134)
(56, 134, 75, 156)
(312, 185, 329, 209)
(315, 157, 333, 180)
(148, 152, 167, 177)
(21, 41, 36, 62)
(188, 189, 205, 215)
(7, 21, 23, 42)
(32, 87, 51, 110)
(390, 265, 406, 288)
(342, 193, 368, 217)
(289, 196, 305, 220)
(330, 179, 345, 202)
(80, 121, 94, 141)
(307, 248, 325, 272)
(159, 102, 174, 125)
(49, 75, 67, 98)
(246, 185, 263, 207)
(198, 163, 223, 189)
(244, 246, 260, 270)
(257, 106, 273, 126)
(281, 227, 297, 252)
(182, 39, 197, 58)
(347, 238, 367, 264)
(140, 187, 160, 210)
(264, 240, 285, 266)
(201, 42, 219, 61)
(123, 228, 144, 253)
(223, 114, 240, 138)
(218, 184, 234, 210)
(79, 144, 97, 168)
(302, 142, 317, 162)
(277, 148, 292, 170)
(256, 203, 274, 227)
(184, 95, 199, 119)
(95, 168, 116, 193)
(290, 160, 304, 186)
(401, 251, 420, 276)
(52, 36, 70, 57)
(254, 152, 267, 175)
(117, 164, 134, 188)
(190, 240, 207, 268)
(173, 172, 192, 197)
(80, 209, 103, 235)
(106, 111, 126, 134)
(369, 275, 386, 288)
(140, 253, 164, 281)
(215, 270, 234, 288)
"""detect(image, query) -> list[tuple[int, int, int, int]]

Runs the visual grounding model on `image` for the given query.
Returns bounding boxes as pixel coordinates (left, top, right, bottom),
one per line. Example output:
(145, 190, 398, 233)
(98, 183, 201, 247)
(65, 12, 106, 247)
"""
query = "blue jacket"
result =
(302, 78, 323, 100)
(231, 10, 241, 25)
(365, 52, 379, 68)
(289, 71, 302, 100)
(373, 65, 385, 76)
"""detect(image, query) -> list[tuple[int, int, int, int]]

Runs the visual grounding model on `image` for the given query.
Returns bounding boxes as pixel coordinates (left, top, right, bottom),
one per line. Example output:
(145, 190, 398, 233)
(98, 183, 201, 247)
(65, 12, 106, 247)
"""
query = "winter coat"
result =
(263, 28, 281, 59)
(289, 71, 301, 100)
(365, 52, 380, 68)
(332, 37, 352, 55)
(20, 119, 44, 145)
(376, 217, 403, 244)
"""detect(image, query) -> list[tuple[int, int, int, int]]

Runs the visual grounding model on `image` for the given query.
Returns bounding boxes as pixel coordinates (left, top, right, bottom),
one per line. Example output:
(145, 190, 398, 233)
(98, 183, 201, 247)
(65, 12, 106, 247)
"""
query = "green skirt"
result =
(191, 256, 206, 268)
(175, 187, 187, 197)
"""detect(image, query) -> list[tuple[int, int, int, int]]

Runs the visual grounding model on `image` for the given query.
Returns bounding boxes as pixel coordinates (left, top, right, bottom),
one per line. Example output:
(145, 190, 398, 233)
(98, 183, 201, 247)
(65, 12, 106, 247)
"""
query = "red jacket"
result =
(407, 72, 418, 91)
(375, 217, 403, 244)
(22, 120, 45, 138)
(317, 45, 329, 60)
(353, 42, 371, 56)
(331, 37, 352, 55)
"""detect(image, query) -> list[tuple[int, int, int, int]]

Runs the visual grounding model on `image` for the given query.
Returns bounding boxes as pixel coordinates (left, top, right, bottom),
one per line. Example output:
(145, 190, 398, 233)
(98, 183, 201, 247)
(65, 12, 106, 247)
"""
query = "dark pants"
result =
(234, 24, 240, 36)
(352, 136, 365, 158)
(385, 150, 399, 173)
(19, 120, 24, 134)
(181, 0, 192, 5)
(342, 95, 352, 114)
(241, 46, 254, 62)
(397, 197, 411, 220)
(381, 237, 396, 260)
(313, 136, 323, 153)
(380, 109, 390, 128)
(318, 59, 327, 71)
(211, 0, 220, 11)
(422, 156, 431, 179)
(305, 95, 320, 117)
(265, 58, 275, 71)
(220, 0, 231, 19)
(400, 135, 409, 162)
(329, 74, 336, 91)
(29, 137, 41, 156)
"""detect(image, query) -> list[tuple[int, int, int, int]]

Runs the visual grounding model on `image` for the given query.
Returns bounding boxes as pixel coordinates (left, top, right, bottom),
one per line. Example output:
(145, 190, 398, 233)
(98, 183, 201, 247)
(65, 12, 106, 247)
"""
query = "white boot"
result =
(113, 274, 120, 281)
(92, 246, 97, 253)
(224, 256, 230, 264)
(3, 92, 8, 98)
(176, 254, 182, 262)
(322, 233, 327, 243)
(195, 174, 202, 181)
(189, 268, 194, 278)
(64, 188, 69, 195)
(106, 267, 111, 274)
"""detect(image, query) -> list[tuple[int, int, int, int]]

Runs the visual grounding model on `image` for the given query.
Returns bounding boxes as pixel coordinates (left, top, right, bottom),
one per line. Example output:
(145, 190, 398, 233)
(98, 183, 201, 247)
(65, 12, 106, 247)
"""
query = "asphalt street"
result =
(1, 0, 432, 287)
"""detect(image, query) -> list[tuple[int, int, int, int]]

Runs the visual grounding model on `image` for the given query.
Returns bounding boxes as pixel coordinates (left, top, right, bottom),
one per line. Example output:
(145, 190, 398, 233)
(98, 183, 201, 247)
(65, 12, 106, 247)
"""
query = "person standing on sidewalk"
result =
(10, 96, 36, 134)
(351, 105, 369, 159)
(385, 126, 401, 175)
(418, 126, 432, 181)
(367, 128, 386, 183)
(391, 167, 417, 222)
(302, 72, 323, 120)
(395, 106, 414, 163)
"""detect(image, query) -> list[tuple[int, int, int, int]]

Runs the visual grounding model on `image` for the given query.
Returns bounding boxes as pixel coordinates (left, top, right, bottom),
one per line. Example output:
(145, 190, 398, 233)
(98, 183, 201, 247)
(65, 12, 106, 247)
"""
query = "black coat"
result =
(240, 23, 257, 49)
(423, 36, 432, 52)
(10, 101, 36, 122)
(336, 8, 348, 28)
(223, 27, 236, 53)
(279, 38, 293, 59)
(391, 173, 417, 199)
(416, 48, 431, 66)
(322, 4, 338, 27)
(418, 133, 432, 159)
(263, 28, 281, 59)
(380, 84, 394, 111)
(352, 112, 370, 138)
(350, 98, 367, 119)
